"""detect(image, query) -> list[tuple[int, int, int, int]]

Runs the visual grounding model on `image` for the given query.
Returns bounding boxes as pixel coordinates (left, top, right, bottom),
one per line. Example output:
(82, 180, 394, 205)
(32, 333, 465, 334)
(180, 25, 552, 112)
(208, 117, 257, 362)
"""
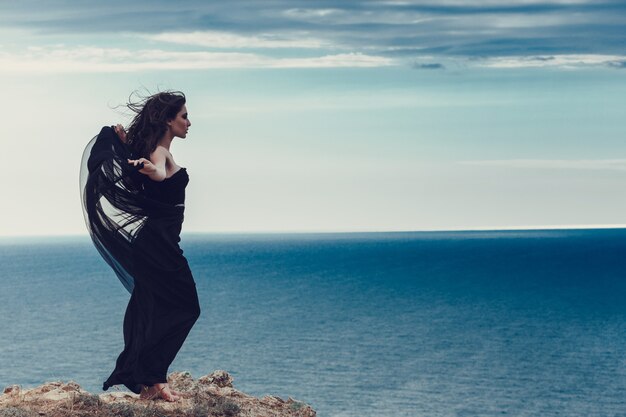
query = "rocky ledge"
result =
(0, 370, 315, 417)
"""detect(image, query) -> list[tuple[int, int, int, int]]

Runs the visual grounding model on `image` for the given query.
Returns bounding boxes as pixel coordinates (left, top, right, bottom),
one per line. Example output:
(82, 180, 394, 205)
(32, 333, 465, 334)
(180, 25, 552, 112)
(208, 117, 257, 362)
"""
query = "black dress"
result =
(80, 126, 201, 394)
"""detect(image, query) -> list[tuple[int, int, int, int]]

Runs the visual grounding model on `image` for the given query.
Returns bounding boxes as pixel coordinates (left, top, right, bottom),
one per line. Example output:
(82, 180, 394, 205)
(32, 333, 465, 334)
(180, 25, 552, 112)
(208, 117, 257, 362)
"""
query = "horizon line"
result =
(2, 224, 626, 239)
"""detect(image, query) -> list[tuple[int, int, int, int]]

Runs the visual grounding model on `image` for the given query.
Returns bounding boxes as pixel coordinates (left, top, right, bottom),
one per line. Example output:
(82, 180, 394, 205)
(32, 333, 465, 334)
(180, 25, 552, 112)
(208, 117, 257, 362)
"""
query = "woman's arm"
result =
(128, 147, 168, 182)
(115, 124, 166, 181)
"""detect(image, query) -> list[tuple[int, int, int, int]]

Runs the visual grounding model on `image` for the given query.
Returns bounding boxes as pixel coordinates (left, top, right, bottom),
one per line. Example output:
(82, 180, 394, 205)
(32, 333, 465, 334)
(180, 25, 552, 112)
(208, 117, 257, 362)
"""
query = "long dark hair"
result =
(126, 91, 186, 159)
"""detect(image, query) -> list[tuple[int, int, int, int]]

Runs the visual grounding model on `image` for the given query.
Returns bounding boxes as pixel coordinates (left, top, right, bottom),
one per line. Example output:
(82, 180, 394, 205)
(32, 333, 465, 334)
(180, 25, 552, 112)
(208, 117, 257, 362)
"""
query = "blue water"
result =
(0, 230, 625, 417)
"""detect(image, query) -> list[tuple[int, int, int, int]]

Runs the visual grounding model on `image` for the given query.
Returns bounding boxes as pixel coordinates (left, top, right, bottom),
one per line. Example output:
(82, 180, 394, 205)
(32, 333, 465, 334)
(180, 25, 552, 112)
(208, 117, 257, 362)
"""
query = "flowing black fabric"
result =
(80, 126, 200, 394)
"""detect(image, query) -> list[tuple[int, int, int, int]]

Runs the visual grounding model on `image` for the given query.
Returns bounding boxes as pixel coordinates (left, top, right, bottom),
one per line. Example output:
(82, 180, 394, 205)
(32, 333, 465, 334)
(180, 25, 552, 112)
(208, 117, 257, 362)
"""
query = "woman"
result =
(80, 91, 201, 402)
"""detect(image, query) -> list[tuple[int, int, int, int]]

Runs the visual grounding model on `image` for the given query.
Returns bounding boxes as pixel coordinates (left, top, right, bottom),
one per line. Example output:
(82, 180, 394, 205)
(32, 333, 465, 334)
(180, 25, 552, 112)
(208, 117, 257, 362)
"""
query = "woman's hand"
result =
(127, 147, 168, 181)
(114, 124, 127, 143)
(128, 158, 157, 176)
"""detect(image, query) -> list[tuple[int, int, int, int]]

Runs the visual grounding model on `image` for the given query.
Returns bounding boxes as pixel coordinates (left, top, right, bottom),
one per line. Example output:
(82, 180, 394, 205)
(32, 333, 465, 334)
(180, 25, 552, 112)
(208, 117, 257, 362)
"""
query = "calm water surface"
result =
(1, 230, 625, 417)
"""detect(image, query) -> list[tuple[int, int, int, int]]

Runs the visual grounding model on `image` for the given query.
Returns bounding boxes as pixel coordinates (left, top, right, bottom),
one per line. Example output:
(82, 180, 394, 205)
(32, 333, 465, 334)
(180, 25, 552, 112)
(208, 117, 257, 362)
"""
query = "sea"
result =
(0, 230, 624, 417)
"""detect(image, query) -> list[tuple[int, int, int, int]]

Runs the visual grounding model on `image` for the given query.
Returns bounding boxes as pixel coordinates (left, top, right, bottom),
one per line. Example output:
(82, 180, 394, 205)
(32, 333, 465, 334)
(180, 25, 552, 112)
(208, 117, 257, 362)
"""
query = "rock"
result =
(197, 369, 234, 388)
(60, 382, 81, 392)
(167, 371, 196, 391)
(261, 395, 286, 407)
(2, 386, 20, 395)
(0, 370, 315, 417)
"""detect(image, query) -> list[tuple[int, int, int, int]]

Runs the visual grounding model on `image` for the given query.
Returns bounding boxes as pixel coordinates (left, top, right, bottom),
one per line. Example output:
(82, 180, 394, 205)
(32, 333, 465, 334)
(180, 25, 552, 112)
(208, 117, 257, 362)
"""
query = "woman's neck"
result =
(158, 133, 174, 151)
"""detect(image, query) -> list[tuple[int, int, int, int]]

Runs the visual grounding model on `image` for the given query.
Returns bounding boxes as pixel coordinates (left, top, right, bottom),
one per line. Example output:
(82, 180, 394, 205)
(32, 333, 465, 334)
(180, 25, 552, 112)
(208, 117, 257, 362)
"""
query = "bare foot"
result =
(139, 385, 157, 400)
(156, 383, 180, 402)
(169, 388, 185, 397)
(139, 384, 180, 402)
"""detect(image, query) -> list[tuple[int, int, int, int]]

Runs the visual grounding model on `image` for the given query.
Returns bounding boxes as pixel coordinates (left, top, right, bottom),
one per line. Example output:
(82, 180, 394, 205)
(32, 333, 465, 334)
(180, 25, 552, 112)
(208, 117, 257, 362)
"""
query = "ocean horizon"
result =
(1, 229, 625, 416)
(4, 223, 626, 240)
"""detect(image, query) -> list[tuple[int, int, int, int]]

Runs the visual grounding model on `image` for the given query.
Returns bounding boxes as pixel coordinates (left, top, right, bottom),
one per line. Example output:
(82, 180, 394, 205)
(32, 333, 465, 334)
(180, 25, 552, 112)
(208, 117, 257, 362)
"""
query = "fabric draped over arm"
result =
(79, 126, 180, 293)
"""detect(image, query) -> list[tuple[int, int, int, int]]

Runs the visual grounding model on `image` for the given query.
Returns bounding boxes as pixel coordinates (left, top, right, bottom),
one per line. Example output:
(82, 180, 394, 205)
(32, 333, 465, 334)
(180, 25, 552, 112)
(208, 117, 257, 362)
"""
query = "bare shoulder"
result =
(150, 146, 170, 161)
(152, 145, 172, 158)
(152, 146, 180, 173)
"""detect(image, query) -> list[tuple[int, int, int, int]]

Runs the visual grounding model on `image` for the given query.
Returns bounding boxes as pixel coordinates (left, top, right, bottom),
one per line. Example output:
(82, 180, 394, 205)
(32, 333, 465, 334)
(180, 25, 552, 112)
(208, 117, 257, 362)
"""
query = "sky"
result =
(1, 0, 626, 236)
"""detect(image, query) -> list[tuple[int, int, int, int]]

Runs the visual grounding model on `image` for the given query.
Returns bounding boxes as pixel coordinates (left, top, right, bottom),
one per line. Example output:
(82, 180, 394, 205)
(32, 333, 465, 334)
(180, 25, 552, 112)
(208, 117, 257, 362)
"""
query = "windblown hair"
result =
(125, 91, 186, 159)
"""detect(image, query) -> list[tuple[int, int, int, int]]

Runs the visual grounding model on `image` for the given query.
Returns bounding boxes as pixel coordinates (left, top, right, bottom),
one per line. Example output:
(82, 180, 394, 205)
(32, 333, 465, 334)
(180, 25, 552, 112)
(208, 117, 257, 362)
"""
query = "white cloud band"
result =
(145, 30, 329, 49)
(479, 54, 626, 69)
(0, 46, 395, 73)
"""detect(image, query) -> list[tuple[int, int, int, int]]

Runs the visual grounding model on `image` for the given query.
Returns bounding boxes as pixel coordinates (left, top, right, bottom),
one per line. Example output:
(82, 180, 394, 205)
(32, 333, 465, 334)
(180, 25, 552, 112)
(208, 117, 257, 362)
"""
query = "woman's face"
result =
(169, 105, 191, 138)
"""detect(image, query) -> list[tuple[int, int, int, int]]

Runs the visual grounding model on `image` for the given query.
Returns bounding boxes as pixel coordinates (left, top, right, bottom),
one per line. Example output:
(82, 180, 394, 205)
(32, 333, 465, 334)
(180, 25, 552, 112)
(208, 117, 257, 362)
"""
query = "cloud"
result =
(608, 60, 626, 68)
(461, 159, 626, 171)
(283, 8, 342, 19)
(412, 62, 445, 69)
(0, 0, 625, 66)
(145, 31, 330, 49)
(5, 42, 623, 74)
(0, 46, 395, 73)
(478, 54, 626, 68)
